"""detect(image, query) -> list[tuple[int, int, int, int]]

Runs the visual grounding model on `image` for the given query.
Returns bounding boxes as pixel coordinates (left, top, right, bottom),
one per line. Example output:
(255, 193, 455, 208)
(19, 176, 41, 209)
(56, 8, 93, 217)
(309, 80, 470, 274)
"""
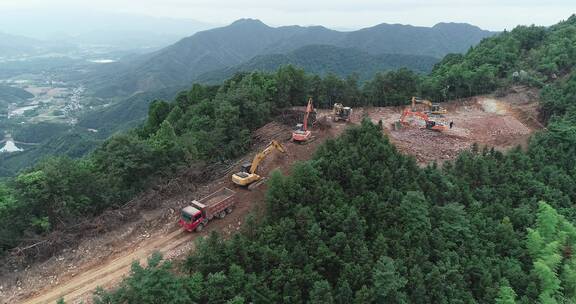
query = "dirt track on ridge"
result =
(11, 120, 348, 304)
(6, 87, 539, 303)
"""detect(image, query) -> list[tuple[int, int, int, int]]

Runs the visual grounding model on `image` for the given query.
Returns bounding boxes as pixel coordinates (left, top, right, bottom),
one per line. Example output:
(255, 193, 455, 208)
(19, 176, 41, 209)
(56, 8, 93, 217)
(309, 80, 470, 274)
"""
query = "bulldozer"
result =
(332, 103, 352, 122)
(411, 96, 447, 115)
(292, 97, 314, 143)
(232, 140, 286, 187)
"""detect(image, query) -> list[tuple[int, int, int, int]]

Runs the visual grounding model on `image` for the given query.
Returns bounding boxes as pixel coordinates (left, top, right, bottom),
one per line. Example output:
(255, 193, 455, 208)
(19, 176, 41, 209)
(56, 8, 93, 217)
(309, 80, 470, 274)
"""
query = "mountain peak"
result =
(230, 18, 268, 28)
(433, 22, 479, 30)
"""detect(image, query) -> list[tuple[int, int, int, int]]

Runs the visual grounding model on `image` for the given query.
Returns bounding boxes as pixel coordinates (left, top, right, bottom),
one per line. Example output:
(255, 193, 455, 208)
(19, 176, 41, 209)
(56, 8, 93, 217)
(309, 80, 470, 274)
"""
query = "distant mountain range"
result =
(0, 32, 47, 58)
(0, 11, 214, 50)
(88, 19, 495, 96)
(196, 44, 440, 84)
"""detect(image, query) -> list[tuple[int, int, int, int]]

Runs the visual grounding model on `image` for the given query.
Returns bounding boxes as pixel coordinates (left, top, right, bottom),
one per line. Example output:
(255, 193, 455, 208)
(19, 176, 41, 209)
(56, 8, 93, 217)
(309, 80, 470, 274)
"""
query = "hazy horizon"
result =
(0, 0, 573, 39)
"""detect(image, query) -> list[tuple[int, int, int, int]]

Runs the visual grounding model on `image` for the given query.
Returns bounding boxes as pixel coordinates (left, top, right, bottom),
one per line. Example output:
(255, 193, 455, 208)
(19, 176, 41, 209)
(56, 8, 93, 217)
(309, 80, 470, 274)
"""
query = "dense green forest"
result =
(90, 15, 576, 303)
(195, 45, 439, 84)
(90, 18, 492, 97)
(0, 64, 425, 254)
(2, 14, 576, 304)
(95, 121, 576, 303)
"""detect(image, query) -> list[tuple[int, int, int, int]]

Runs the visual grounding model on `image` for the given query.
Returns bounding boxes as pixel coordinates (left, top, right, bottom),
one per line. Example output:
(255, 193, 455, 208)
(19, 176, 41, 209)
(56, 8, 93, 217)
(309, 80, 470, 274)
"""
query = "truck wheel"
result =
(219, 211, 226, 219)
(195, 224, 204, 232)
(226, 207, 233, 214)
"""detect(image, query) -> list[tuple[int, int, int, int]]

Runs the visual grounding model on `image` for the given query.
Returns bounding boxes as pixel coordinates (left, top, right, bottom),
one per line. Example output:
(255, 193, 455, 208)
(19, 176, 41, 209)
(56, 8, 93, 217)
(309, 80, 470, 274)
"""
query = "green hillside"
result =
(0, 123, 100, 177)
(196, 45, 439, 84)
(1, 15, 576, 304)
(0, 85, 33, 112)
(78, 86, 184, 137)
(86, 15, 576, 303)
(88, 19, 492, 96)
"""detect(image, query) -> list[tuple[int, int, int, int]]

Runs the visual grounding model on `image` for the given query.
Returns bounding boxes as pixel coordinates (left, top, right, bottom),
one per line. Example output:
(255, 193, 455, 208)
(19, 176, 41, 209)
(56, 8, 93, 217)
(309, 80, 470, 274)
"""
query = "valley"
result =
(0, 69, 88, 158)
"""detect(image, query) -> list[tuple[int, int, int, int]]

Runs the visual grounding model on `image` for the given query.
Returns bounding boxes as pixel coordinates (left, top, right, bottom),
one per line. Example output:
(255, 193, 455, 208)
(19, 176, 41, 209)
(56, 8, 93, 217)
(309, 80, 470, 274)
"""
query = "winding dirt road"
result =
(16, 121, 348, 304)
(21, 228, 194, 304)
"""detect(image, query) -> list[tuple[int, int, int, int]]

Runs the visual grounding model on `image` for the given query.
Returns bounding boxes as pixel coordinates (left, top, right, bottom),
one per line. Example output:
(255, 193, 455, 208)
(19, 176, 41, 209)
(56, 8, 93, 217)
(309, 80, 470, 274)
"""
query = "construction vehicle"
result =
(332, 103, 352, 122)
(232, 140, 286, 187)
(179, 187, 236, 232)
(411, 97, 447, 115)
(400, 109, 448, 131)
(292, 98, 314, 142)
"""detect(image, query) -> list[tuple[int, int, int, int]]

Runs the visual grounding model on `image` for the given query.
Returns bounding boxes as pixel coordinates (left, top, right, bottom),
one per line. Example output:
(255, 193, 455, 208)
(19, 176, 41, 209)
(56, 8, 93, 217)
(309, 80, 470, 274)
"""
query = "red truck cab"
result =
(179, 205, 204, 232)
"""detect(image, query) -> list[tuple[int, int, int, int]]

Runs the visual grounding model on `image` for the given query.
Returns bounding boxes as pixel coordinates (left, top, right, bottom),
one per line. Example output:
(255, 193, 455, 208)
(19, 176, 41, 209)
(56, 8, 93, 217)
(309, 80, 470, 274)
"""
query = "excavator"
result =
(411, 96, 447, 115)
(333, 103, 352, 122)
(292, 97, 314, 142)
(400, 109, 448, 131)
(232, 140, 286, 187)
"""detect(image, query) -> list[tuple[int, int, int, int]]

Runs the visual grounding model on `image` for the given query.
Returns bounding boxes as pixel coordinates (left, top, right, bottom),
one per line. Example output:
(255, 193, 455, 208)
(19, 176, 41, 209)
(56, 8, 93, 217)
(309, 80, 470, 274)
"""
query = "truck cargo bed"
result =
(199, 188, 235, 206)
(191, 187, 236, 220)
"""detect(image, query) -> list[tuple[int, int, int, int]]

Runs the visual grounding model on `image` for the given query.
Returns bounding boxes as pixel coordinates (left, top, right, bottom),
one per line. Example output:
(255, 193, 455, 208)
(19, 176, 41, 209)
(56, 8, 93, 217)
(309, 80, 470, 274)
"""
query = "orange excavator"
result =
(292, 97, 314, 142)
(400, 109, 448, 131)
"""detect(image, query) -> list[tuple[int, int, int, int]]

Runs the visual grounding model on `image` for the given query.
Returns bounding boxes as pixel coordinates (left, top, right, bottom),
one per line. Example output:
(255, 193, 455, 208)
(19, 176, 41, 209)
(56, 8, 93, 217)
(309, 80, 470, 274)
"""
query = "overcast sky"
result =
(0, 0, 574, 31)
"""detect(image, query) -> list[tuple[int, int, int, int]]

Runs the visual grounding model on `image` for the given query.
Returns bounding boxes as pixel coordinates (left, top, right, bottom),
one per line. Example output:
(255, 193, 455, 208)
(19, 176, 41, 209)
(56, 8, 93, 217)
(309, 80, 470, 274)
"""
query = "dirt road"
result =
(14, 121, 348, 304)
(9, 90, 539, 303)
(20, 229, 194, 304)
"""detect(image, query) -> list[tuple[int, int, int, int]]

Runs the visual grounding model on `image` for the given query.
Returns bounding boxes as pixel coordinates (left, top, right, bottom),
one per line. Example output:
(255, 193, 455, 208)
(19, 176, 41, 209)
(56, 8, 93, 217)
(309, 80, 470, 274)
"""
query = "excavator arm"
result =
(303, 97, 313, 131)
(412, 96, 446, 114)
(249, 140, 286, 173)
(411, 96, 433, 110)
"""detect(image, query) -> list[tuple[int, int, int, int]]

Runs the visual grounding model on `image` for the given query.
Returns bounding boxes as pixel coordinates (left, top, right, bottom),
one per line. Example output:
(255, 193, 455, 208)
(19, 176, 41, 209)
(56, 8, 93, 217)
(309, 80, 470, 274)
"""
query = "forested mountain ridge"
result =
(87, 15, 576, 303)
(2, 15, 576, 304)
(196, 45, 439, 84)
(89, 18, 493, 96)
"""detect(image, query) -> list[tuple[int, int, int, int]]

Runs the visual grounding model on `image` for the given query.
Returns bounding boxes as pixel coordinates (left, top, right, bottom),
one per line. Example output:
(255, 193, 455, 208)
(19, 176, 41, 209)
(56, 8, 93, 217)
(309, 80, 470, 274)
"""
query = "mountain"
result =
(335, 22, 493, 58)
(78, 86, 184, 136)
(196, 45, 440, 84)
(0, 32, 45, 58)
(0, 85, 34, 112)
(89, 19, 494, 96)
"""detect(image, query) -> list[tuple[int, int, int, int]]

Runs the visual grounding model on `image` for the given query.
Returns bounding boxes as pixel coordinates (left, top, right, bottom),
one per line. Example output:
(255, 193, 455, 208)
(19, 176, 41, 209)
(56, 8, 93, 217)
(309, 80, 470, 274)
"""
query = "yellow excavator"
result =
(232, 140, 286, 187)
(411, 96, 447, 115)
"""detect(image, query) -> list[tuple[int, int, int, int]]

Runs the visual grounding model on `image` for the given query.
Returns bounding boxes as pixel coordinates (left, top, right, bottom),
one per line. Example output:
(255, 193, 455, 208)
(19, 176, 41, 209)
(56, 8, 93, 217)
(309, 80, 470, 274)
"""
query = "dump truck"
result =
(179, 187, 236, 232)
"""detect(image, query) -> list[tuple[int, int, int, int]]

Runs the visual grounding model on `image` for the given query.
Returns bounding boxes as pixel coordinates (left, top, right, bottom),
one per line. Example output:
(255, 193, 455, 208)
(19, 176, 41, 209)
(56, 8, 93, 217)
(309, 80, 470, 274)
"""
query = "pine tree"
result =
(309, 280, 335, 304)
(495, 279, 517, 304)
(372, 256, 407, 303)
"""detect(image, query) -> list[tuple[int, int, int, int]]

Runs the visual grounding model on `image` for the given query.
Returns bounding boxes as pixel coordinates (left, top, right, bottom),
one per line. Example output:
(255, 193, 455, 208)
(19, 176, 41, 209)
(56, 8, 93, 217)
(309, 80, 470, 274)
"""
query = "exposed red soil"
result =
(363, 87, 540, 164)
(3, 87, 539, 303)
(4, 116, 347, 304)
